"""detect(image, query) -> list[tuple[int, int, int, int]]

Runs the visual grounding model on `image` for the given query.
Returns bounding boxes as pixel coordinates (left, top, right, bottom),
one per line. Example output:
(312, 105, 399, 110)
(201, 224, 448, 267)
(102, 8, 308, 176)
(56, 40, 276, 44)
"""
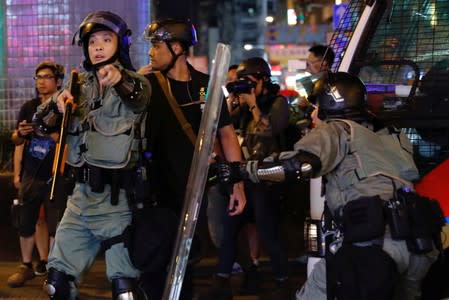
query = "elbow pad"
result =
(294, 150, 321, 178)
(256, 150, 321, 183)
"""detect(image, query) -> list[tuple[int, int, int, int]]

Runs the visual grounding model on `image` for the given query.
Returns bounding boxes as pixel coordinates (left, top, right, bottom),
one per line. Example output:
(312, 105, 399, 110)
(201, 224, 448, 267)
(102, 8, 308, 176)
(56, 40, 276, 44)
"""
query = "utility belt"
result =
(67, 164, 135, 205)
(338, 189, 444, 254)
(306, 189, 445, 257)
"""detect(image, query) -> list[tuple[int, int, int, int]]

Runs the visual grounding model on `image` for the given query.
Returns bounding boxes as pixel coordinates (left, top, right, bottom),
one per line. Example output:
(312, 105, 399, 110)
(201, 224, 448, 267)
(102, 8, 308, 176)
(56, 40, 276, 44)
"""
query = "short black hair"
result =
(35, 61, 65, 80)
(228, 64, 239, 71)
(308, 45, 335, 67)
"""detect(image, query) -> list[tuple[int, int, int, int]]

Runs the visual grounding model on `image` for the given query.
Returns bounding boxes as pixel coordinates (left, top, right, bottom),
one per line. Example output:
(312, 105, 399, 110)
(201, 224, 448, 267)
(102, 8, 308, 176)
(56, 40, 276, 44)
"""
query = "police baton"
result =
(50, 69, 79, 201)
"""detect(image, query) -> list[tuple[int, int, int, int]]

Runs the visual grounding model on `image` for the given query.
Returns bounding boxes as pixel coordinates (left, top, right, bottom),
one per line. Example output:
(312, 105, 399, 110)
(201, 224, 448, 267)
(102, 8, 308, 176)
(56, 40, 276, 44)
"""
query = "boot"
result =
(199, 275, 232, 300)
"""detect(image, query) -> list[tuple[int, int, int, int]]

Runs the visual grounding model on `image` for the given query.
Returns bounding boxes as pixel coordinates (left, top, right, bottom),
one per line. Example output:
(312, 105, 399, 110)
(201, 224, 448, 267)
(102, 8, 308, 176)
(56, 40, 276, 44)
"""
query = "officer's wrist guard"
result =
(114, 71, 144, 102)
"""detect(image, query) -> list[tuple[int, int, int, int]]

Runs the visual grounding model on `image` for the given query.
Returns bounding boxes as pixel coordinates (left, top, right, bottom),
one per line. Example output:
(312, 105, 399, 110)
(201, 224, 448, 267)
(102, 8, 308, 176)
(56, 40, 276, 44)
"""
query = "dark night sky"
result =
(153, 0, 197, 19)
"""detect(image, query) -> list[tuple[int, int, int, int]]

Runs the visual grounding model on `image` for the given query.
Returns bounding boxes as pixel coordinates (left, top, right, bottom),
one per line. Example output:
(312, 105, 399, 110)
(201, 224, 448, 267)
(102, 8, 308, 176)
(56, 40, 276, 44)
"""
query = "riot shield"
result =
(162, 43, 231, 300)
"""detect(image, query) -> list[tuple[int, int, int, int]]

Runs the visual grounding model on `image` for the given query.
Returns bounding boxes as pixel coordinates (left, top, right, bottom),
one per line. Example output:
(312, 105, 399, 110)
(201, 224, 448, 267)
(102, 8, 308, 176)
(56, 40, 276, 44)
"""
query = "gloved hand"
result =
(216, 160, 260, 184)
(279, 151, 312, 183)
(216, 153, 311, 184)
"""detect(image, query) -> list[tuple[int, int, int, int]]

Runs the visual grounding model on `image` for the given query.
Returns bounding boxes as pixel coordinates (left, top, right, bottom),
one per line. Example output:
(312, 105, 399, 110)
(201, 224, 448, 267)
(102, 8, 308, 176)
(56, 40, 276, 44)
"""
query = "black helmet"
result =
(143, 18, 197, 48)
(236, 57, 271, 79)
(309, 72, 368, 120)
(74, 11, 134, 70)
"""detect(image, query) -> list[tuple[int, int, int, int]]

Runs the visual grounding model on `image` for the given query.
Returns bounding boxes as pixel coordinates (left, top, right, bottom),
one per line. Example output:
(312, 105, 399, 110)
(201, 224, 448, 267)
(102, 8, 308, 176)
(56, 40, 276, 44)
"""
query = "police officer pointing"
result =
(38, 11, 151, 299)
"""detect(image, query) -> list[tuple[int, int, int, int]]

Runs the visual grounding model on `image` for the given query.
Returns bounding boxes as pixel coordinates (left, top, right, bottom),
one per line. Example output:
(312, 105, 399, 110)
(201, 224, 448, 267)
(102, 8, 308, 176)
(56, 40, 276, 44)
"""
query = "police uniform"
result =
(295, 119, 438, 300)
(220, 71, 441, 300)
(38, 11, 152, 300)
(41, 66, 150, 298)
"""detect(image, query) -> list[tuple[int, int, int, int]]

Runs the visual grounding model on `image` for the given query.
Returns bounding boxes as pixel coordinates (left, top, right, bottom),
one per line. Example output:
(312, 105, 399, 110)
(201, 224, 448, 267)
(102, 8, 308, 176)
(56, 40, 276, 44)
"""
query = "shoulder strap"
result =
(154, 71, 196, 145)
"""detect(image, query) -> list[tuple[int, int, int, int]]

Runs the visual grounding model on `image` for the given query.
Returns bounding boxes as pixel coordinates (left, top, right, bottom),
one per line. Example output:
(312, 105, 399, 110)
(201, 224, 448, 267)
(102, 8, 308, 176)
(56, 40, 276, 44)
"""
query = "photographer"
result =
(8, 61, 66, 288)
(202, 57, 290, 299)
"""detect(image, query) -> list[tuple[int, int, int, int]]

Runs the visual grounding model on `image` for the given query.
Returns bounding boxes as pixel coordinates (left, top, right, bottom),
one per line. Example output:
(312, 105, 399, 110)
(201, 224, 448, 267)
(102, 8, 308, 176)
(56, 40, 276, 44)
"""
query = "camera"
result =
(226, 78, 256, 95)
(32, 101, 62, 134)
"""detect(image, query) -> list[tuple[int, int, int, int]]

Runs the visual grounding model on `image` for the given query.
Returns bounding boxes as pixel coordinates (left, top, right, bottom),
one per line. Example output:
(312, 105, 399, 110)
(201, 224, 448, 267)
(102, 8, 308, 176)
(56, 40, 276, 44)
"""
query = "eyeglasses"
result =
(34, 75, 55, 81)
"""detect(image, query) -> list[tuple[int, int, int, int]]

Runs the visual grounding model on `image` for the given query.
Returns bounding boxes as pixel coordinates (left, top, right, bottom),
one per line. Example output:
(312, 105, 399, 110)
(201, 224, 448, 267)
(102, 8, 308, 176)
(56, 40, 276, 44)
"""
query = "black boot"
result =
(199, 275, 232, 300)
(239, 263, 260, 295)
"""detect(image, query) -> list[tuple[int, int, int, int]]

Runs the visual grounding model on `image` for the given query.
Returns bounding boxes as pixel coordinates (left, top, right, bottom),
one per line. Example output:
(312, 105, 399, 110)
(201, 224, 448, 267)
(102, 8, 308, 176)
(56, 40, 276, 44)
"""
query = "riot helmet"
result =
(144, 18, 197, 50)
(143, 18, 197, 73)
(309, 71, 368, 121)
(74, 11, 134, 71)
(236, 57, 271, 80)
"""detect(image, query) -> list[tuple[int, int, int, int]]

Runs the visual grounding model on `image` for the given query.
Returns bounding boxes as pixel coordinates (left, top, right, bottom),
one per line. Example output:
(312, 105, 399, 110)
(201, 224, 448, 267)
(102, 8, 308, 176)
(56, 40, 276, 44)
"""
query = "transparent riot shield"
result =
(162, 43, 231, 300)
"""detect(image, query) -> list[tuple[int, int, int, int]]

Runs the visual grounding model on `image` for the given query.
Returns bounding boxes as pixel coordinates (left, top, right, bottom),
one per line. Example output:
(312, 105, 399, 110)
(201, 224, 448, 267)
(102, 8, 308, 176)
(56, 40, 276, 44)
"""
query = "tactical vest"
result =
(324, 119, 419, 212)
(65, 72, 146, 169)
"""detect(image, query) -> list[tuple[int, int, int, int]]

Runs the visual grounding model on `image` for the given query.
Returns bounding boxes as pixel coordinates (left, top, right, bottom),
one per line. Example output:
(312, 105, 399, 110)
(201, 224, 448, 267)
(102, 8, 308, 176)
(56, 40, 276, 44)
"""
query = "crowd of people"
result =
(5, 9, 445, 300)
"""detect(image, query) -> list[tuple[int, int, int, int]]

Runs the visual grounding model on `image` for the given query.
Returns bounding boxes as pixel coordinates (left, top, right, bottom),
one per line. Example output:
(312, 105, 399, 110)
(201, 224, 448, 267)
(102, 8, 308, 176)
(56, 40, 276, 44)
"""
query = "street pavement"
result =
(0, 221, 307, 300)
(1, 174, 448, 299)
(0, 174, 308, 299)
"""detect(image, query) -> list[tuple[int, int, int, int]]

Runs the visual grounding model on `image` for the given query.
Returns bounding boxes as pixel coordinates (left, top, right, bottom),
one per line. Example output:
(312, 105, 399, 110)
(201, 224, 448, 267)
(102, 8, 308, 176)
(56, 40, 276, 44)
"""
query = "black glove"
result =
(281, 155, 303, 183)
(216, 155, 306, 184)
(278, 151, 313, 183)
(217, 161, 245, 185)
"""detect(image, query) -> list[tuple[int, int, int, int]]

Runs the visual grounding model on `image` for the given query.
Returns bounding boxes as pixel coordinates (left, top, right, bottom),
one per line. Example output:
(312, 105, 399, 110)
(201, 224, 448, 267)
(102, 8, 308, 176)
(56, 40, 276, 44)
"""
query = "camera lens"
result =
(226, 78, 256, 94)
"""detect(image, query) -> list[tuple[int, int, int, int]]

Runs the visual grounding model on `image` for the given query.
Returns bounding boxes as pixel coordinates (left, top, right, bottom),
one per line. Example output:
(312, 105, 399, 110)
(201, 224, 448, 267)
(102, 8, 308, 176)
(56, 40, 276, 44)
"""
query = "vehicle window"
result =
(329, 0, 449, 176)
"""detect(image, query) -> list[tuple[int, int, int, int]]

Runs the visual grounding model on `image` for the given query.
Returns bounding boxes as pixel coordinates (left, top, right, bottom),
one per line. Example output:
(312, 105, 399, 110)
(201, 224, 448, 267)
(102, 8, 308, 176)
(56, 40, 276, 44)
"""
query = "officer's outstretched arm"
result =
(219, 150, 321, 184)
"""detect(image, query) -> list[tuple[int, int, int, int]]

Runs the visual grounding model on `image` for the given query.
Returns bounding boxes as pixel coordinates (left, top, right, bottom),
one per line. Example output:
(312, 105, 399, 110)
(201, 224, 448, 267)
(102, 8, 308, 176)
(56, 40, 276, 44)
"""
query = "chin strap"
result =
(92, 53, 119, 70)
(161, 41, 184, 73)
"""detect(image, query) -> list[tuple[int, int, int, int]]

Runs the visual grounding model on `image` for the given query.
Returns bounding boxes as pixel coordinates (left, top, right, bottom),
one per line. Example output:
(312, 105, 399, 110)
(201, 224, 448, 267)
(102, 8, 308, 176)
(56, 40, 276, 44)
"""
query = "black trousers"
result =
(217, 181, 288, 279)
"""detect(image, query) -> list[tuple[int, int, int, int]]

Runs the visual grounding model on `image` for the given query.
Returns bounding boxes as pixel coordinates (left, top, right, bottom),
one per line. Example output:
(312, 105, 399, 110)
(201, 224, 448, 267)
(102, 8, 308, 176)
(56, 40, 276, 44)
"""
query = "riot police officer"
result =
(39, 11, 151, 300)
(219, 71, 440, 300)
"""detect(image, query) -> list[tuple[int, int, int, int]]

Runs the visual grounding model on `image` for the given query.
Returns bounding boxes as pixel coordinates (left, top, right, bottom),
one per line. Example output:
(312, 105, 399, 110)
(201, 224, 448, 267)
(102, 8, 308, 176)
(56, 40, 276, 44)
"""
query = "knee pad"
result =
(112, 278, 138, 300)
(43, 268, 73, 299)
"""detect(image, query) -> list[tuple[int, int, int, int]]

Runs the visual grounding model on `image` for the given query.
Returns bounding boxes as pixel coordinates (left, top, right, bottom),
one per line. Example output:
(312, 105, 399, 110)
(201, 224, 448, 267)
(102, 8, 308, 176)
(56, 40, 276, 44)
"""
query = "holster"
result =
(71, 164, 131, 205)
(341, 196, 386, 244)
(385, 188, 445, 254)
